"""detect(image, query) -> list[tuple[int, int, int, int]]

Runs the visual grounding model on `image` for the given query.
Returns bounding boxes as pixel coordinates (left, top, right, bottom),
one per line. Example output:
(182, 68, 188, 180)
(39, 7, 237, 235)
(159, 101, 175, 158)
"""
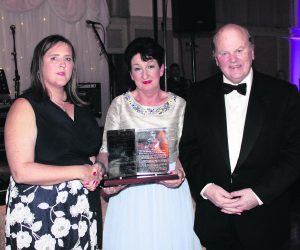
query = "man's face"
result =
(214, 26, 254, 84)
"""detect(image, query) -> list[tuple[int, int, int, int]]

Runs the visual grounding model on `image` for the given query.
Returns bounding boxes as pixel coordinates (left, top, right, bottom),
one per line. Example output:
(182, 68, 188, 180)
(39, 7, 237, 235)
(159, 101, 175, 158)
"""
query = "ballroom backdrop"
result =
(0, 0, 110, 125)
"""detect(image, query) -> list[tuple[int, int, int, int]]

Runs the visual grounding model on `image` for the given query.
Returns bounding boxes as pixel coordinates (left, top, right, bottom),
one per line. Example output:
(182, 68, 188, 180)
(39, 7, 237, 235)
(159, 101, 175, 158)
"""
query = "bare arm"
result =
(5, 98, 98, 186)
(97, 152, 109, 172)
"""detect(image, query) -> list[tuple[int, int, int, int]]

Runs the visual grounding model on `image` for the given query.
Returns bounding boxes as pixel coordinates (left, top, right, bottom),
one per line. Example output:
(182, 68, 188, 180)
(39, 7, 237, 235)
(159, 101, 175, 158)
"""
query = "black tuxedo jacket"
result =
(179, 70, 300, 246)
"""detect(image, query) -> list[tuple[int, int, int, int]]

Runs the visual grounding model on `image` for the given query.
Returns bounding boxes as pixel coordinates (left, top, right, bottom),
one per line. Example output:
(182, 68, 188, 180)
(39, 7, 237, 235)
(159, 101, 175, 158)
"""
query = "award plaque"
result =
(100, 128, 179, 187)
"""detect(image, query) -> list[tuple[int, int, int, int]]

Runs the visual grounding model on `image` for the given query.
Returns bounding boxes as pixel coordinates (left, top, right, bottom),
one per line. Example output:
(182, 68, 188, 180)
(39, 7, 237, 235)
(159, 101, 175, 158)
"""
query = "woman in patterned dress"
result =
(5, 35, 104, 249)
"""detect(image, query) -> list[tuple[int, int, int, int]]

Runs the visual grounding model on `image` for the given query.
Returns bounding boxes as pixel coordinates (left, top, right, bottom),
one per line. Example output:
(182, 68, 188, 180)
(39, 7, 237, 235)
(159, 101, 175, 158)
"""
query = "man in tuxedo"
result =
(179, 23, 300, 250)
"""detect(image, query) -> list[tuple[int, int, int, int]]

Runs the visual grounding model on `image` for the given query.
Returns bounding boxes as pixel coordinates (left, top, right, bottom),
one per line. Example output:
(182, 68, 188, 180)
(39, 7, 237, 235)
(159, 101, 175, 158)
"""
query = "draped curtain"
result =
(0, 0, 110, 125)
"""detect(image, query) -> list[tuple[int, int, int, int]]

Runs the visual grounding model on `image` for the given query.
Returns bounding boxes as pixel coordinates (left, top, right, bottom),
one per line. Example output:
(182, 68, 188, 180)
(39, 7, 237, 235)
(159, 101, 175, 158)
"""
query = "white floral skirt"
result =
(5, 178, 100, 250)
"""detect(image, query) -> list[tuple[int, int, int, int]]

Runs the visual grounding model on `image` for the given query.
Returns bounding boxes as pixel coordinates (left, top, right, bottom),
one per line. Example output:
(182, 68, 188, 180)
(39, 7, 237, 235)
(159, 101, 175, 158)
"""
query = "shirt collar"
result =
(223, 68, 253, 97)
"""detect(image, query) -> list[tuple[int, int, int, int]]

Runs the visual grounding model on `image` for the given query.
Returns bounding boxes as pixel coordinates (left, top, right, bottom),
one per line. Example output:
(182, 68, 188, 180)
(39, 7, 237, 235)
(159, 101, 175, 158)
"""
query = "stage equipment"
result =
(152, 0, 158, 43)
(86, 20, 115, 101)
(171, 0, 216, 33)
(0, 69, 11, 104)
(10, 25, 20, 98)
(162, 0, 168, 90)
(171, 0, 216, 82)
(78, 82, 102, 117)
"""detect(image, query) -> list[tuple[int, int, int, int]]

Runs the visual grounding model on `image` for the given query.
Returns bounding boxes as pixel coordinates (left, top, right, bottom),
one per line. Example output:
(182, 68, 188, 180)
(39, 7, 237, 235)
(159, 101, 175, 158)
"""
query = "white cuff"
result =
(251, 189, 263, 205)
(200, 183, 214, 199)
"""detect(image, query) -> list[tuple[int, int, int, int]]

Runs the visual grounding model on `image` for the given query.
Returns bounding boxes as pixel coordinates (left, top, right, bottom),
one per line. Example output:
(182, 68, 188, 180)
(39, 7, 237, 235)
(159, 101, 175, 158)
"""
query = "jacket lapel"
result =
(235, 72, 270, 169)
(209, 77, 231, 171)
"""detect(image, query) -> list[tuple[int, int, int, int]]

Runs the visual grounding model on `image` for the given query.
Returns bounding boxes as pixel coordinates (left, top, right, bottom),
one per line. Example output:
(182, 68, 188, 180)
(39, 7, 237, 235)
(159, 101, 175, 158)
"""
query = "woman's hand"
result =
(160, 168, 185, 188)
(160, 159, 186, 188)
(81, 162, 105, 191)
(102, 185, 127, 196)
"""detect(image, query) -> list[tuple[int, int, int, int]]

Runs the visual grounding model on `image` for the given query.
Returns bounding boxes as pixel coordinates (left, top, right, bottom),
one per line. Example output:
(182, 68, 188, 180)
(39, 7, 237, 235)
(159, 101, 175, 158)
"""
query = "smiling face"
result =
(130, 53, 164, 92)
(41, 42, 74, 91)
(214, 24, 254, 84)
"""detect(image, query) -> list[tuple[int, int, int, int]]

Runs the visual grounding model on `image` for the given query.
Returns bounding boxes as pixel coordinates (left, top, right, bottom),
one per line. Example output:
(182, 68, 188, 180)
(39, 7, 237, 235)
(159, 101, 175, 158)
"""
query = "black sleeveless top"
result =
(22, 90, 102, 211)
(6, 90, 103, 249)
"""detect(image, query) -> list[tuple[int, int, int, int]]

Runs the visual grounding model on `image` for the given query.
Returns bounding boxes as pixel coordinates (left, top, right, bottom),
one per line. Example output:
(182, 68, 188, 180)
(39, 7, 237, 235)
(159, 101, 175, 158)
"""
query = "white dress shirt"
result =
(224, 69, 252, 172)
(201, 68, 263, 205)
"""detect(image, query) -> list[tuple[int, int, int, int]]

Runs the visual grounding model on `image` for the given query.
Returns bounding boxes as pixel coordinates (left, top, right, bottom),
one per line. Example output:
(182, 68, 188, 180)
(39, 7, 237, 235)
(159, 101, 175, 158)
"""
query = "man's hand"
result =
(204, 184, 241, 212)
(221, 188, 259, 214)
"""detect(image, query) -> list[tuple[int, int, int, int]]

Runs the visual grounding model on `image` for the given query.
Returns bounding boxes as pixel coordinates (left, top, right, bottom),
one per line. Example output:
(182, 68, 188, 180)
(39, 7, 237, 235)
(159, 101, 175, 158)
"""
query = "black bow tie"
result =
(223, 83, 247, 95)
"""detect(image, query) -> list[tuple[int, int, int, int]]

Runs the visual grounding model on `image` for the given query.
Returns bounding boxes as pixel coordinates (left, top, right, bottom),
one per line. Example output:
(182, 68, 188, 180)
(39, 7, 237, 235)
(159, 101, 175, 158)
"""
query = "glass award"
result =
(101, 128, 179, 187)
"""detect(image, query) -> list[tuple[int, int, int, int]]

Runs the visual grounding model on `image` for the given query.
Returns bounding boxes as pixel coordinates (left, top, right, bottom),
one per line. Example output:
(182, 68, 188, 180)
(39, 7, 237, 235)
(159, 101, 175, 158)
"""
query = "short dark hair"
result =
(124, 37, 164, 70)
(29, 34, 84, 104)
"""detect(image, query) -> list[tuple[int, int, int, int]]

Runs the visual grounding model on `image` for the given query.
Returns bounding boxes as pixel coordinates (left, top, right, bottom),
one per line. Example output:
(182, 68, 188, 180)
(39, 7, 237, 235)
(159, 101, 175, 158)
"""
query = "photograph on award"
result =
(102, 127, 178, 186)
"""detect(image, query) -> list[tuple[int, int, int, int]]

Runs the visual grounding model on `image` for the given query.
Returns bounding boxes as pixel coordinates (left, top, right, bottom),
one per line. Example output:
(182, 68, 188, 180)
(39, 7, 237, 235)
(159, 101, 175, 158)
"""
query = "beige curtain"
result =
(0, 0, 110, 125)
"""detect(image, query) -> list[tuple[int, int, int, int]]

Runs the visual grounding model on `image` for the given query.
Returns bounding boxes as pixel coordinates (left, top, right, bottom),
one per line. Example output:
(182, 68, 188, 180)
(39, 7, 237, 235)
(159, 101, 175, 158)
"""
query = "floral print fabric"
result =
(5, 91, 102, 249)
(6, 179, 98, 249)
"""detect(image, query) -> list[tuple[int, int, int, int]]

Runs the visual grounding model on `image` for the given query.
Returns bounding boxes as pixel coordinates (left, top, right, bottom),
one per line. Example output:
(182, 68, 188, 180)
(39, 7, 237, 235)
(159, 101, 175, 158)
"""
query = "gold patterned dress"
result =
(101, 91, 201, 250)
